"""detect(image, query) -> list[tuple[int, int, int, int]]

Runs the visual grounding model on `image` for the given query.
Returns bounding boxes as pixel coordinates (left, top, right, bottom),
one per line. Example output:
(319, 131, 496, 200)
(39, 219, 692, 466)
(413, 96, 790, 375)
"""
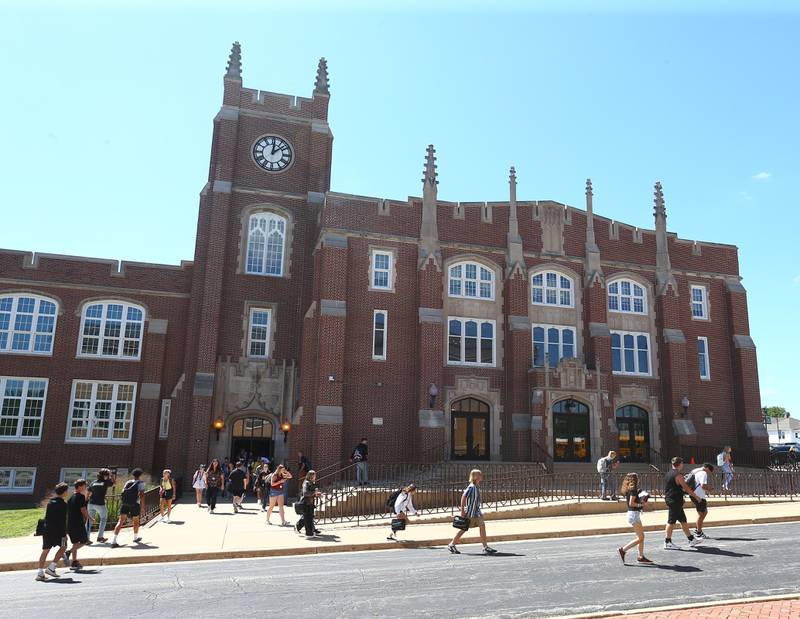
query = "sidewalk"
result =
(580, 595, 800, 618)
(1, 498, 798, 572)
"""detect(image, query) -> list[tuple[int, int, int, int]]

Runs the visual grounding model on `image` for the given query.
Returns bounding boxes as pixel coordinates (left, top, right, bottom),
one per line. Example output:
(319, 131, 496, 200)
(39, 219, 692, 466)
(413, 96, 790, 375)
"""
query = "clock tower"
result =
(166, 42, 333, 475)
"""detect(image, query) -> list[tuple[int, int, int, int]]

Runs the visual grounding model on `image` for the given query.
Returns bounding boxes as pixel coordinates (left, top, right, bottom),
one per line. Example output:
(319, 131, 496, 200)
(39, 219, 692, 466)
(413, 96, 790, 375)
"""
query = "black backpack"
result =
(683, 472, 697, 494)
(386, 489, 402, 510)
(121, 479, 139, 504)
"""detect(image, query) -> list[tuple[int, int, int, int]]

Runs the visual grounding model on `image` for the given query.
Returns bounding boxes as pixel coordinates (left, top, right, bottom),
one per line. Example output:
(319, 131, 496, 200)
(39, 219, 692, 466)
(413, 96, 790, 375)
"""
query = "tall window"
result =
(67, 381, 136, 443)
(448, 262, 494, 300)
(611, 331, 651, 376)
(0, 377, 47, 441)
(698, 337, 710, 380)
(372, 310, 387, 360)
(531, 272, 573, 307)
(691, 285, 708, 319)
(0, 294, 58, 355)
(532, 325, 576, 368)
(247, 308, 271, 358)
(246, 212, 287, 276)
(370, 251, 393, 290)
(448, 318, 495, 366)
(159, 399, 171, 439)
(608, 279, 647, 314)
(0, 467, 36, 494)
(78, 301, 145, 359)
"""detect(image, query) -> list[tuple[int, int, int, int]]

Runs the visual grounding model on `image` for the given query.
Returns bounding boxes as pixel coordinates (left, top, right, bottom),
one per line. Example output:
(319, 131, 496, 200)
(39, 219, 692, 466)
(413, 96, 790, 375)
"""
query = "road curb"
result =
(559, 592, 800, 618)
(2, 514, 797, 573)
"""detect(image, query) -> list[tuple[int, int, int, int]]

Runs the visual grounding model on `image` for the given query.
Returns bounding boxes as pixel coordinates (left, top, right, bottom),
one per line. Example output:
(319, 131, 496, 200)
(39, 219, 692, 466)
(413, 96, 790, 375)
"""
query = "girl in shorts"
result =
(616, 473, 653, 564)
(159, 469, 175, 523)
(266, 464, 292, 526)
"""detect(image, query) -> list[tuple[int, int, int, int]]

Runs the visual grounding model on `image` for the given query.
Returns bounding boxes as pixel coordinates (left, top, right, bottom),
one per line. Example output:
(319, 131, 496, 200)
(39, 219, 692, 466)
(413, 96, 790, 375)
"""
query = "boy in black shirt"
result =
(65, 479, 90, 570)
(36, 482, 69, 581)
(87, 468, 115, 543)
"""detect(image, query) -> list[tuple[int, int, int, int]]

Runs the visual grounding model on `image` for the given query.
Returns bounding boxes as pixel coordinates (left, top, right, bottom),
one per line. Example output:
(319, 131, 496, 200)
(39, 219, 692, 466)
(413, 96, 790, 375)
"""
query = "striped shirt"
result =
(463, 483, 481, 517)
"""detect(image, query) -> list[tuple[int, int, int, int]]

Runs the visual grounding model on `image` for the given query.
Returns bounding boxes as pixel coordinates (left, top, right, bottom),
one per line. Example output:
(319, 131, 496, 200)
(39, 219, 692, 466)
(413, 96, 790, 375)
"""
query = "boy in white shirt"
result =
(689, 462, 715, 539)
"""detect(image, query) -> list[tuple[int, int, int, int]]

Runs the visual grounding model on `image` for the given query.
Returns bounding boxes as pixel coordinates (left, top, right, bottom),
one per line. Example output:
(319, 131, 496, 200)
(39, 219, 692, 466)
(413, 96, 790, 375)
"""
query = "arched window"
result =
(78, 301, 145, 359)
(448, 261, 494, 300)
(0, 294, 58, 355)
(608, 279, 647, 314)
(531, 271, 573, 307)
(246, 212, 287, 276)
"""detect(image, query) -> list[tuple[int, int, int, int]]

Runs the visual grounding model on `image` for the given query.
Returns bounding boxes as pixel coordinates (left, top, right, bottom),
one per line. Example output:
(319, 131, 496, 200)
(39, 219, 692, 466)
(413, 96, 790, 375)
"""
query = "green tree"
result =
(763, 406, 790, 419)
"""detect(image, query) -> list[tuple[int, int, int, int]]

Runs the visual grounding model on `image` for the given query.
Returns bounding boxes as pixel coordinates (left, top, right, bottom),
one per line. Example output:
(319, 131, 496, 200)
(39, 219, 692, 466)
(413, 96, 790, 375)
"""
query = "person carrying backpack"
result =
(387, 484, 419, 541)
(597, 451, 619, 501)
(663, 457, 703, 550)
(351, 438, 369, 486)
(36, 482, 69, 581)
(111, 468, 146, 548)
(686, 462, 714, 539)
(719, 446, 734, 492)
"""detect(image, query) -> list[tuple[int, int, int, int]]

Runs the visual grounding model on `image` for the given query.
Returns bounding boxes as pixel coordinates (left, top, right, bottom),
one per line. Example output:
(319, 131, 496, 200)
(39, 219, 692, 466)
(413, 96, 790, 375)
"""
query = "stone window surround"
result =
(532, 324, 577, 368)
(689, 282, 711, 321)
(447, 316, 497, 368)
(368, 245, 397, 292)
(240, 300, 278, 360)
(611, 330, 652, 377)
(447, 259, 496, 301)
(0, 291, 61, 357)
(530, 268, 575, 309)
(443, 376, 502, 462)
(65, 379, 137, 445)
(0, 376, 48, 442)
(236, 203, 295, 279)
(607, 276, 648, 315)
(697, 336, 711, 381)
(372, 309, 388, 360)
(75, 298, 147, 362)
(528, 263, 584, 363)
(159, 398, 171, 439)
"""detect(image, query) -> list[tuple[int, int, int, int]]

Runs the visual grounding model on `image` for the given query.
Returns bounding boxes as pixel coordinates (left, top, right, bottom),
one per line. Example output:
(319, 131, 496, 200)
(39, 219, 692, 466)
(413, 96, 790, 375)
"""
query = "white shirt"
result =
(692, 467, 709, 499)
(394, 492, 417, 515)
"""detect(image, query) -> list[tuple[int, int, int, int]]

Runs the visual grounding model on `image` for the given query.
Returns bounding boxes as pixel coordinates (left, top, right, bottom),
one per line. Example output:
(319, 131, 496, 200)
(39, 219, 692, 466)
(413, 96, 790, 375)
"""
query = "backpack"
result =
(352, 448, 363, 463)
(717, 452, 725, 467)
(683, 469, 700, 493)
(596, 457, 609, 473)
(386, 489, 403, 510)
(121, 479, 139, 505)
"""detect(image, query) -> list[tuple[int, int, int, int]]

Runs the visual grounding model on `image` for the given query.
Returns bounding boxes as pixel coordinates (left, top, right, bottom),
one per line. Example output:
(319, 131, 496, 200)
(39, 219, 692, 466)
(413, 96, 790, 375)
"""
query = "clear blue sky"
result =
(1, 1, 798, 415)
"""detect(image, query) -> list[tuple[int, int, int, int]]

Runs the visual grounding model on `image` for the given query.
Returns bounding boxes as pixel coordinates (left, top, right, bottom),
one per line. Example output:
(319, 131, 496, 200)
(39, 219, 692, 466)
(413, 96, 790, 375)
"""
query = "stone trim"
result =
(725, 278, 747, 294)
(240, 301, 279, 359)
(235, 203, 295, 279)
(193, 372, 215, 397)
(509, 315, 531, 331)
(320, 299, 346, 317)
(589, 322, 610, 337)
(672, 419, 697, 436)
(0, 278, 190, 299)
(512, 413, 531, 431)
(148, 319, 168, 335)
(316, 405, 343, 425)
(307, 191, 326, 205)
(745, 421, 768, 438)
(139, 383, 161, 400)
(215, 105, 240, 121)
(321, 233, 348, 248)
(419, 307, 443, 324)
(212, 180, 232, 193)
(733, 334, 756, 349)
(663, 328, 686, 344)
(418, 409, 445, 428)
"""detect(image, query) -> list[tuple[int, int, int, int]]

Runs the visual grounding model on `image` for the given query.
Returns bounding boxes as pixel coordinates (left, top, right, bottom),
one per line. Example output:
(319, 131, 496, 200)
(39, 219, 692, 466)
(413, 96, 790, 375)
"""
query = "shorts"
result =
(269, 489, 284, 498)
(468, 516, 484, 528)
(120, 503, 141, 518)
(68, 526, 89, 545)
(230, 486, 244, 497)
(161, 490, 174, 501)
(691, 498, 708, 514)
(42, 535, 66, 550)
(627, 510, 642, 525)
(666, 500, 687, 524)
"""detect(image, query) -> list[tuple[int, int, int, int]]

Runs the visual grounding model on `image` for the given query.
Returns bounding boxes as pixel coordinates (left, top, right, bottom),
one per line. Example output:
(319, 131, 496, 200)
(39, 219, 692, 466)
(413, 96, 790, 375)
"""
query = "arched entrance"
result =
(230, 416, 274, 463)
(451, 397, 490, 461)
(552, 399, 591, 462)
(616, 405, 650, 462)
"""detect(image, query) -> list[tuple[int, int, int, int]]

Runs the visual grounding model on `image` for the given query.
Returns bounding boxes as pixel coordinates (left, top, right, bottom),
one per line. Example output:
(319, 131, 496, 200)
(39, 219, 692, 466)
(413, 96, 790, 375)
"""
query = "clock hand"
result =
(270, 142, 279, 155)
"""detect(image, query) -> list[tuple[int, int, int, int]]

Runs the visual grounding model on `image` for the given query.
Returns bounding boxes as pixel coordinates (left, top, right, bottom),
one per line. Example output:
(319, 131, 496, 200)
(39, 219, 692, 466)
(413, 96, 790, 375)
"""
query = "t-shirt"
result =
(664, 469, 684, 503)
(44, 497, 68, 538)
(229, 468, 246, 490)
(122, 479, 146, 504)
(88, 478, 113, 506)
(271, 473, 286, 491)
(206, 471, 222, 488)
(691, 468, 708, 500)
(67, 492, 87, 530)
(626, 489, 643, 511)
(463, 483, 481, 517)
(161, 479, 173, 492)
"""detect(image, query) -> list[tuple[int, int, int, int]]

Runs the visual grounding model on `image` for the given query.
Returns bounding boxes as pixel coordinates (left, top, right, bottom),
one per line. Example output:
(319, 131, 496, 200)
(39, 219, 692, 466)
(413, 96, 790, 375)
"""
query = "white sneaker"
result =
(689, 537, 704, 547)
(164, 517, 171, 524)
(35, 572, 46, 581)
(132, 536, 142, 543)
(664, 541, 680, 550)
(45, 566, 58, 577)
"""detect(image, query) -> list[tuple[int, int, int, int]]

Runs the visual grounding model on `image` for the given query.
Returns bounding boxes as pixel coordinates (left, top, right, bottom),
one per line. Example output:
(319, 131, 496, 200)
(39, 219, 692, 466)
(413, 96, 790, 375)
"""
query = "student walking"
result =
(36, 482, 69, 581)
(87, 468, 116, 543)
(297, 451, 312, 485)
(719, 446, 735, 492)
(111, 468, 146, 548)
(204, 459, 224, 513)
(448, 469, 497, 555)
(387, 484, 420, 541)
(159, 469, 175, 523)
(688, 462, 715, 539)
(351, 438, 369, 486)
(228, 461, 247, 513)
(255, 469, 270, 511)
(597, 450, 619, 500)
(298, 470, 322, 538)
(65, 479, 90, 571)
(266, 464, 292, 525)
(663, 457, 704, 550)
(221, 457, 232, 497)
(192, 464, 207, 507)
(616, 473, 653, 564)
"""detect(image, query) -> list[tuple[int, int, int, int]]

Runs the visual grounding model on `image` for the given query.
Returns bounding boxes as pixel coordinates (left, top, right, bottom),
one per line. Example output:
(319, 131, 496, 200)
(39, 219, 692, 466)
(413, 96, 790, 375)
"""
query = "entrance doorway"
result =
(451, 397, 490, 460)
(230, 416, 274, 463)
(552, 399, 591, 462)
(616, 405, 650, 462)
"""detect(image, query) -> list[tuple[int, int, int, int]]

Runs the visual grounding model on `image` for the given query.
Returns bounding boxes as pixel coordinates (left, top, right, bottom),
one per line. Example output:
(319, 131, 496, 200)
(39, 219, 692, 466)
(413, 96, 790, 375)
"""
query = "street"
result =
(1, 522, 797, 618)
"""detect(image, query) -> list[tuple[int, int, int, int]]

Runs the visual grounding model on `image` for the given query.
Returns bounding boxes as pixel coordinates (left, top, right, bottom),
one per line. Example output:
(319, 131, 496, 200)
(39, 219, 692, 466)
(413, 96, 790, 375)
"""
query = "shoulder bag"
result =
(452, 515, 470, 531)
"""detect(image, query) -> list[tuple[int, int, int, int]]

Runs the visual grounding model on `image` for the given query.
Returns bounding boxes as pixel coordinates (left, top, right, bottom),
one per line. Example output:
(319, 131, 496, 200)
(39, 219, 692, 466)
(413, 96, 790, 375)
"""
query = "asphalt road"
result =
(1, 522, 798, 618)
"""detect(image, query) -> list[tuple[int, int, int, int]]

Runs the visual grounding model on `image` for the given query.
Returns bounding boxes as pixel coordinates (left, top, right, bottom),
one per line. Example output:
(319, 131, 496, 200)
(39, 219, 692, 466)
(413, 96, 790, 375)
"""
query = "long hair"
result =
(469, 469, 482, 484)
(403, 483, 417, 494)
(619, 473, 639, 496)
(208, 459, 221, 474)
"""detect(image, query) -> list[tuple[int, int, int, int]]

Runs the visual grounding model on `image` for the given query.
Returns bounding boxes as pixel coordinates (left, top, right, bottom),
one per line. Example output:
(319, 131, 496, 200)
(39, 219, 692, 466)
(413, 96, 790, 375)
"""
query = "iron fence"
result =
(89, 487, 162, 531)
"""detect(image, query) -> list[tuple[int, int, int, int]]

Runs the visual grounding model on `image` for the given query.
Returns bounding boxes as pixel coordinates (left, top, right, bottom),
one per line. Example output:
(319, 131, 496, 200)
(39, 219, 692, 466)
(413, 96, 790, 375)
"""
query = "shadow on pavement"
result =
(711, 537, 766, 542)
(128, 543, 159, 550)
(44, 577, 81, 584)
(310, 534, 341, 543)
(628, 563, 702, 573)
(692, 547, 753, 558)
(72, 569, 100, 575)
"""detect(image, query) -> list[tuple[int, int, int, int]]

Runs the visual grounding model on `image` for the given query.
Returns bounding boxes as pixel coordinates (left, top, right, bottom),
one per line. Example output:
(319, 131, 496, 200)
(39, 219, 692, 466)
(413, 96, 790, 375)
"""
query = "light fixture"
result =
(328, 374, 336, 382)
(681, 396, 690, 418)
(212, 417, 225, 441)
(428, 383, 439, 409)
(280, 420, 291, 443)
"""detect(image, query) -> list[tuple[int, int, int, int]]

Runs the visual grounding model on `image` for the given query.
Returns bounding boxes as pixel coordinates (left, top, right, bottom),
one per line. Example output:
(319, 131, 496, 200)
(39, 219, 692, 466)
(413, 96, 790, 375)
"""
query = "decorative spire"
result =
(505, 166, 524, 278)
(225, 41, 242, 80)
(418, 144, 441, 269)
(314, 57, 330, 95)
(653, 181, 677, 295)
(653, 181, 666, 220)
(584, 178, 603, 285)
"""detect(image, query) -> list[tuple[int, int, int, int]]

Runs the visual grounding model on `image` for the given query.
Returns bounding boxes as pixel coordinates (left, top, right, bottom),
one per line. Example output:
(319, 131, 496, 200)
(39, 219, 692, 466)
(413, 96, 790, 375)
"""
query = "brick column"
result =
(132, 318, 169, 475)
(417, 255, 445, 462)
(585, 276, 613, 456)
(657, 288, 692, 452)
(505, 268, 531, 462)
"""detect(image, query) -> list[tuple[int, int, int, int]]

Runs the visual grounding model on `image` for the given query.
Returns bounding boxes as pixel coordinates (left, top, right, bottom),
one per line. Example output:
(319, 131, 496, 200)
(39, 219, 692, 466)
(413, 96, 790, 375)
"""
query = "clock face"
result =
(252, 135, 293, 172)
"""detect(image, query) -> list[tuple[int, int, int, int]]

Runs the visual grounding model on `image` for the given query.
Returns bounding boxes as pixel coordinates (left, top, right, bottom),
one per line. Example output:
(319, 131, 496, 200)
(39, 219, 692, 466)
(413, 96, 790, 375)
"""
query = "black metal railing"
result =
(89, 486, 161, 531)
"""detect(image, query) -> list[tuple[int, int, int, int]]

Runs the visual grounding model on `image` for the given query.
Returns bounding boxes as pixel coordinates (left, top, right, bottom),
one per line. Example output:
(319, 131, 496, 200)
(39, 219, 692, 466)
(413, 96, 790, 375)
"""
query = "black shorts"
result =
(120, 503, 141, 517)
(230, 486, 244, 497)
(68, 526, 89, 545)
(42, 535, 66, 550)
(691, 498, 708, 514)
(161, 490, 174, 501)
(666, 500, 687, 524)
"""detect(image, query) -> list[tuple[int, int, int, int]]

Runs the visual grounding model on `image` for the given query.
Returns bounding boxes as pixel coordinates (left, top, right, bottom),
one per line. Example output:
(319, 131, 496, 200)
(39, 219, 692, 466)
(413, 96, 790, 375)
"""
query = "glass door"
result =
(552, 399, 591, 462)
(451, 398, 490, 460)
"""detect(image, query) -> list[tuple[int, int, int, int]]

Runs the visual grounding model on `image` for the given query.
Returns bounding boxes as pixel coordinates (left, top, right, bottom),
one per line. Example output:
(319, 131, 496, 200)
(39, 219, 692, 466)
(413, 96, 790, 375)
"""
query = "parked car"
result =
(770, 444, 800, 466)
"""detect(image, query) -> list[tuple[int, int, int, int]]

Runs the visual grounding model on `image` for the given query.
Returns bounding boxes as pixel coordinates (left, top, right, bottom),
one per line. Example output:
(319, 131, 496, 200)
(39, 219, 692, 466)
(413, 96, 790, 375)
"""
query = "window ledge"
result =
(447, 362, 496, 368)
(691, 317, 711, 322)
(368, 287, 395, 293)
(64, 439, 132, 445)
(0, 437, 41, 443)
(0, 488, 34, 494)
(0, 350, 53, 357)
(612, 371, 653, 378)
(608, 309, 647, 316)
(531, 302, 575, 309)
(75, 354, 142, 362)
